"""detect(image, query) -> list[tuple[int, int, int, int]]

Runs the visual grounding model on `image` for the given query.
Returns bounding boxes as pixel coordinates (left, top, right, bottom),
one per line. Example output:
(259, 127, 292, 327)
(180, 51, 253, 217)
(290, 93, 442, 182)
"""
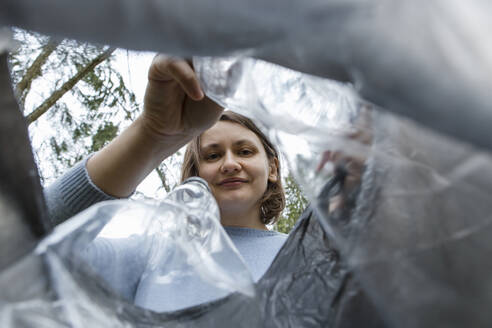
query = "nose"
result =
(220, 151, 241, 174)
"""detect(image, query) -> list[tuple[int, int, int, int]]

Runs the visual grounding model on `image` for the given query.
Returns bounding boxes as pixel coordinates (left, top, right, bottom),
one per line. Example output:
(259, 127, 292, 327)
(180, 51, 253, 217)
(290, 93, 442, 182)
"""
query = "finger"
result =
(165, 59, 204, 101)
(149, 54, 176, 81)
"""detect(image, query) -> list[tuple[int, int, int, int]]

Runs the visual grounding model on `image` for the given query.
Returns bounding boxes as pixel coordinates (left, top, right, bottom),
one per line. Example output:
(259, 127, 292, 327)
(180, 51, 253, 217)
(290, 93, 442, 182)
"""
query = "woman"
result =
(44, 55, 288, 311)
(181, 111, 285, 230)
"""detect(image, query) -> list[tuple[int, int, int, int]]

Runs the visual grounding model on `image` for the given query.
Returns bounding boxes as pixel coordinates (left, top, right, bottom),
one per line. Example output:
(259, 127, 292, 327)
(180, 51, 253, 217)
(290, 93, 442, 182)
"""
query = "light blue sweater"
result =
(44, 159, 288, 312)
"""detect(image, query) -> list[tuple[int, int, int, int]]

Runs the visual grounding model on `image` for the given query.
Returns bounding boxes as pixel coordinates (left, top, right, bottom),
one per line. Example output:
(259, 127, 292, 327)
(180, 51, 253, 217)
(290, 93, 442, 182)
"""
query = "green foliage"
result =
(9, 28, 139, 183)
(50, 137, 68, 157)
(90, 122, 119, 152)
(275, 173, 308, 234)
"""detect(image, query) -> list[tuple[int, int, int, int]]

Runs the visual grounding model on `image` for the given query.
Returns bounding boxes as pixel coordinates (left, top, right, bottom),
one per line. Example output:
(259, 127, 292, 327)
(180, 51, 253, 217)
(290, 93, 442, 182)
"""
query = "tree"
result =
(25, 46, 116, 124)
(275, 173, 308, 234)
(9, 29, 140, 184)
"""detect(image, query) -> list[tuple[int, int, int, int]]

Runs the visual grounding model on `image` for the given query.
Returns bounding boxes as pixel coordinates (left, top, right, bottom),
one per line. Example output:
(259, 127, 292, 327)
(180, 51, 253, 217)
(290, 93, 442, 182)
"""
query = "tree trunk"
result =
(26, 47, 116, 125)
(15, 37, 61, 106)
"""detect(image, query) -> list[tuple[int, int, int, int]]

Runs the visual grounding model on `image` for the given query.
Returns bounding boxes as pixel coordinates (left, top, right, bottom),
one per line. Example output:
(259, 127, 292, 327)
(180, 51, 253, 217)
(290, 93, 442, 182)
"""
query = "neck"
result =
(220, 205, 267, 230)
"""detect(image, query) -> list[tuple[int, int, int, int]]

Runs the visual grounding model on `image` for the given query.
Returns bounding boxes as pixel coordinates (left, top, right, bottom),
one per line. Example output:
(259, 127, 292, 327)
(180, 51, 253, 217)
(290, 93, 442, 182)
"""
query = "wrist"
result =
(86, 116, 191, 198)
(136, 115, 192, 152)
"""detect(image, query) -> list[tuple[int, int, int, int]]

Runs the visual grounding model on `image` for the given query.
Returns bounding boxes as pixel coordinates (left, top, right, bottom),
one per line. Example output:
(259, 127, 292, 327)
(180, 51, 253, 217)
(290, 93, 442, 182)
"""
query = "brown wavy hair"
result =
(181, 111, 285, 225)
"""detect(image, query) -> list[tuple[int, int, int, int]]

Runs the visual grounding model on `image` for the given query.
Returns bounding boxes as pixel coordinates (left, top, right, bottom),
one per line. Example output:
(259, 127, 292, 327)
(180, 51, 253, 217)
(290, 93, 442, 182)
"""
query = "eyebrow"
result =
(201, 139, 256, 150)
(202, 139, 254, 148)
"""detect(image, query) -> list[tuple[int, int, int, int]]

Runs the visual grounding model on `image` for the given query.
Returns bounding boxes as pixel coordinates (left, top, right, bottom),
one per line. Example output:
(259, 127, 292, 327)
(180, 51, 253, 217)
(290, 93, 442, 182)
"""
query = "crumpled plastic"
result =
(0, 48, 374, 328)
(0, 51, 49, 271)
(194, 57, 363, 199)
(2, 0, 491, 150)
(1, 177, 258, 327)
(196, 56, 492, 328)
(0, 28, 19, 53)
(1, 1, 492, 327)
(3, 51, 492, 327)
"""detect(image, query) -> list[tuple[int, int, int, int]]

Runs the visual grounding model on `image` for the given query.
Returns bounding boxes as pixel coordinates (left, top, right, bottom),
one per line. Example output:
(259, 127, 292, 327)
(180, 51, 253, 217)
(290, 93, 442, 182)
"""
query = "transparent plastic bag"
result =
(194, 56, 366, 200)
(0, 177, 255, 326)
(196, 55, 492, 327)
(3, 0, 492, 150)
(2, 1, 492, 325)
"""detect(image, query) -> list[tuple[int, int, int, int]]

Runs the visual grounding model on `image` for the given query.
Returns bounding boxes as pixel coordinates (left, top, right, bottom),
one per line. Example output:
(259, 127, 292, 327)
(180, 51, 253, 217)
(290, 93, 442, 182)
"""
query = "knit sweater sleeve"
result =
(43, 157, 118, 227)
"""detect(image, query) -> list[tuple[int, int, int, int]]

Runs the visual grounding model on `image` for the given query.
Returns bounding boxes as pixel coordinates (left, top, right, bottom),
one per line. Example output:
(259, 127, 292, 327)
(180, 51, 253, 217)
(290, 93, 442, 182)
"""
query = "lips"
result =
(218, 178, 248, 186)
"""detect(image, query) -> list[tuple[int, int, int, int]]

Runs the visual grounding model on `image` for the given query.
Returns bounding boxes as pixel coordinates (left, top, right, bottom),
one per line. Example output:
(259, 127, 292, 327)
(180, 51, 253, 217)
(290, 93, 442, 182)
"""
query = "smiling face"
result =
(198, 121, 278, 221)
(181, 111, 285, 226)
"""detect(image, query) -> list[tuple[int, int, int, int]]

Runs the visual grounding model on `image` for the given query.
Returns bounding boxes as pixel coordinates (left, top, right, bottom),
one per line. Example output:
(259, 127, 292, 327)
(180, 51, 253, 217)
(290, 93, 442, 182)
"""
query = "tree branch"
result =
(16, 37, 61, 105)
(26, 47, 116, 125)
(155, 166, 171, 193)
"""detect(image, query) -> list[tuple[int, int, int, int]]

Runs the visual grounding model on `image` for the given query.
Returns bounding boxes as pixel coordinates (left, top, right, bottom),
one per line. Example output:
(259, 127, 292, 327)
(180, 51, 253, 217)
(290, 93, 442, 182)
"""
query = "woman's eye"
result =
(239, 149, 253, 156)
(205, 153, 220, 160)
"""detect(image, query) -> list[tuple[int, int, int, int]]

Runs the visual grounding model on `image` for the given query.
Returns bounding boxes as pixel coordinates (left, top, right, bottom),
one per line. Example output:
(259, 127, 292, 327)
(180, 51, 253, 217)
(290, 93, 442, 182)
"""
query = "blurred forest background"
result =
(9, 28, 307, 233)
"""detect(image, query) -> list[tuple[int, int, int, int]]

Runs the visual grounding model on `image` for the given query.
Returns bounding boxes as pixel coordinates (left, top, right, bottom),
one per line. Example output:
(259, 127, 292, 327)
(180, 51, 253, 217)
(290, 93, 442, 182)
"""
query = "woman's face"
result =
(198, 121, 277, 215)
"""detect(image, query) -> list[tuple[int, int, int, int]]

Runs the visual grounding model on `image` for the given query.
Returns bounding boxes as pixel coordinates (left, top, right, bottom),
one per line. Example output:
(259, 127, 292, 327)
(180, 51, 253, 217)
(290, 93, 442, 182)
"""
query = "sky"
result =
(112, 50, 172, 197)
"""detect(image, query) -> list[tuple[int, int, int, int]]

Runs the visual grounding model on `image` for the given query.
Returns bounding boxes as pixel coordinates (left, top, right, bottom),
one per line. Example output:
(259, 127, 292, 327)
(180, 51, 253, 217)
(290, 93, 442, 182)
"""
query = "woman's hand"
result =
(86, 54, 223, 198)
(142, 55, 224, 141)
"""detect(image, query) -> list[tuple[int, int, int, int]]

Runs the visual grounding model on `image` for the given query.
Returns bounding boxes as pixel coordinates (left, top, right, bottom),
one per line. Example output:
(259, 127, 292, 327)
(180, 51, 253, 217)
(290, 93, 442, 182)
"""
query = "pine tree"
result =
(9, 29, 139, 184)
(275, 173, 308, 234)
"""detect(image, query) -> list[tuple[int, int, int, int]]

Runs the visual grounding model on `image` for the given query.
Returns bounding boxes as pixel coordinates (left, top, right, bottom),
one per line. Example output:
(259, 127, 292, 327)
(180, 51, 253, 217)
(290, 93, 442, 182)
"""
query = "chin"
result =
(217, 197, 255, 212)
(218, 197, 245, 207)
